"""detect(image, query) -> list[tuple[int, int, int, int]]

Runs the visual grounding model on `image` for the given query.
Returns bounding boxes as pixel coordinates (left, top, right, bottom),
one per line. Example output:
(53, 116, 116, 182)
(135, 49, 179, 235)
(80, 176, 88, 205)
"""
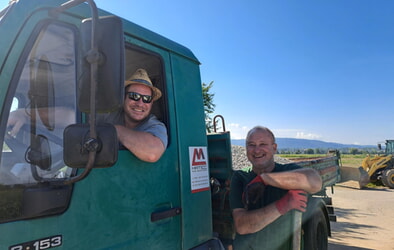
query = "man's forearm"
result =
(115, 125, 165, 162)
(260, 168, 322, 194)
(233, 203, 281, 235)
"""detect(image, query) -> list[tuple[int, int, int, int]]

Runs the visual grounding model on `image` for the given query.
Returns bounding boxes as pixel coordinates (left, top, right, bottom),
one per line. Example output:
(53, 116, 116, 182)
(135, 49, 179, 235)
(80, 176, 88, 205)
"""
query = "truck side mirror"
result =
(78, 15, 125, 113)
(378, 143, 382, 150)
(63, 123, 118, 168)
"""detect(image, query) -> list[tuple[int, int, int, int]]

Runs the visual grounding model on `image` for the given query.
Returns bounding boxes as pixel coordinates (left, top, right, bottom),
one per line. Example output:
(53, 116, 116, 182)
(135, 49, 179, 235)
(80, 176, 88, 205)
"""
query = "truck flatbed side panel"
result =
(293, 156, 341, 188)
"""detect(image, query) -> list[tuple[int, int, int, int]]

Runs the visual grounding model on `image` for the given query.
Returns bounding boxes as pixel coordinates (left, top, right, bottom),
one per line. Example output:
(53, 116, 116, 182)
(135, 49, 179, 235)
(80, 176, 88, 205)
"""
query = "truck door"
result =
(89, 41, 183, 248)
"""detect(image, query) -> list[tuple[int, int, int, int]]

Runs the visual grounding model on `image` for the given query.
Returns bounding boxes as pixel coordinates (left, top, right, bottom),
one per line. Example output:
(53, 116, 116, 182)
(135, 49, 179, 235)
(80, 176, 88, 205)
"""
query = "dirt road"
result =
(327, 167, 394, 250)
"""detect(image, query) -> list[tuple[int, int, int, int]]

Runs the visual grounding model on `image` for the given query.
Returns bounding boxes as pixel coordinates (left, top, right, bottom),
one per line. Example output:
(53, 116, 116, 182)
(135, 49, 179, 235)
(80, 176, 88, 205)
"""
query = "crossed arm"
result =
(232, 168, 322, 235)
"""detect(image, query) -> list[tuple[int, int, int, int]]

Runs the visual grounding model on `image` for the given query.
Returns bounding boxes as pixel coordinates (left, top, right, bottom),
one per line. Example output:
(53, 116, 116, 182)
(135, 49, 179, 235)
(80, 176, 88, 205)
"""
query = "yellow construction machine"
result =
(359, 140, 394, 188)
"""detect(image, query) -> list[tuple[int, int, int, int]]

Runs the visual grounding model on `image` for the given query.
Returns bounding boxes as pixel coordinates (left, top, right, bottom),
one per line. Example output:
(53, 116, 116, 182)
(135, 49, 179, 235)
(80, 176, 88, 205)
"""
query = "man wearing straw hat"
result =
(229, 126, 322, 249)
(6, 68, 166, 163)
(113, 68, 167, 163)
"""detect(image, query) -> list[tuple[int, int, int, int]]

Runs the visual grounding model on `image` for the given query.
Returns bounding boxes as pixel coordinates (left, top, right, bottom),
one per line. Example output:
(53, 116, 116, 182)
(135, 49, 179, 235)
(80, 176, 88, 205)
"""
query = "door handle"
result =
(151, 207, 182, 222)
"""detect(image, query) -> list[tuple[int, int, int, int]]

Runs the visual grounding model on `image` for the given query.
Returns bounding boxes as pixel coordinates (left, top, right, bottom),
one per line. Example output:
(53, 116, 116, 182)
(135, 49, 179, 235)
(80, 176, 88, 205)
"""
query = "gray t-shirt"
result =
(97, 110, 168, 148)
(134, 114, 168, 148)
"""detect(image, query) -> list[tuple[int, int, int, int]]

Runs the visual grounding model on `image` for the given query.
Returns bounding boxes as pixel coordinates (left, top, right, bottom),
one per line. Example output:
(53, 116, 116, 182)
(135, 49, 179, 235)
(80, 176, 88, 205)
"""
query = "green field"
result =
(339, 154, 367, 168)
(278, 153, 389, 187)
(278, 153, 367, 168)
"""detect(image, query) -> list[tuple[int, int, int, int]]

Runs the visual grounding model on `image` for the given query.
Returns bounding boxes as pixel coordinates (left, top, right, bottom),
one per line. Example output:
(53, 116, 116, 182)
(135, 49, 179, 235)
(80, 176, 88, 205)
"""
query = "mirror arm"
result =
(50, 0, 97, 17)
(51, 0, 101, 185)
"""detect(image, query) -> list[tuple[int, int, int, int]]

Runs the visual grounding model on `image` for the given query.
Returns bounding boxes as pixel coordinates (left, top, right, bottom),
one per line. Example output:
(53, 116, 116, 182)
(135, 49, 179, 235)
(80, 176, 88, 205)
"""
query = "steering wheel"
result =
(4, 125, 66, 177)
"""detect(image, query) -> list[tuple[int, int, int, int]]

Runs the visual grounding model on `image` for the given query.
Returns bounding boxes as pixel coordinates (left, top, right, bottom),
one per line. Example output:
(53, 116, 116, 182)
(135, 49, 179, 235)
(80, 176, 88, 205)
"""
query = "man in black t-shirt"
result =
(229, 126, 323, 250)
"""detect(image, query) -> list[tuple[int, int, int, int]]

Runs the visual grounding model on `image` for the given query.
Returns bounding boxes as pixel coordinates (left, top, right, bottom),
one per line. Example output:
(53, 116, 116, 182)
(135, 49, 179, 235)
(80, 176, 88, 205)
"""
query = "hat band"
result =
(132, 78, 153, 87)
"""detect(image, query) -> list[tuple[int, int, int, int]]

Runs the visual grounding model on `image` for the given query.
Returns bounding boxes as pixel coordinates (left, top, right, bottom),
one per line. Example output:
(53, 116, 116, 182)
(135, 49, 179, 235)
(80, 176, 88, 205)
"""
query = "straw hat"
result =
(124, 68, 162, 101)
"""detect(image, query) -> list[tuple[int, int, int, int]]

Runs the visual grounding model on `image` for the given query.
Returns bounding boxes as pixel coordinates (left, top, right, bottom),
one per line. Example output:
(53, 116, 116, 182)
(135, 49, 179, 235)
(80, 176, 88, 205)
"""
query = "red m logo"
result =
(192, 148, 206, 166)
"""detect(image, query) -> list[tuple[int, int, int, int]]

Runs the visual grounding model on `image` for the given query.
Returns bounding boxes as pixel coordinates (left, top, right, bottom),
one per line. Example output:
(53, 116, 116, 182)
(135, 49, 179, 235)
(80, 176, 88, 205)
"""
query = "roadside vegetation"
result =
(278, 153, 386, 188)
(338, 154, 368, 168)
(278, 153, 369, 168)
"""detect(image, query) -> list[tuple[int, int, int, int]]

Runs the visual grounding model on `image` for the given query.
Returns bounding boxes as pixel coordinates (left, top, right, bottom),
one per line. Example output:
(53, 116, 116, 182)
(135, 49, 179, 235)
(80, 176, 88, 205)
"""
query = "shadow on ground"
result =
(327, 169, 391, 250)
(328, 206, 379, 250)
(328, 243, 374, 250)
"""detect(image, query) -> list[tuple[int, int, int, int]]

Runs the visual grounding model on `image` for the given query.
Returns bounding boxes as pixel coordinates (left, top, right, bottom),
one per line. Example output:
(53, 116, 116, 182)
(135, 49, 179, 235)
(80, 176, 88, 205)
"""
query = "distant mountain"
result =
(231, 138, 375, 149)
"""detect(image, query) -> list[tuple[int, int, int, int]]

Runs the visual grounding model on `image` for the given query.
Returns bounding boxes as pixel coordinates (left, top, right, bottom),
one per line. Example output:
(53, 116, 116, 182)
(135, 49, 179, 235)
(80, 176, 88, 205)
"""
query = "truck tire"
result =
(303, 206, 328, 250)
(381, 169, 394, 189)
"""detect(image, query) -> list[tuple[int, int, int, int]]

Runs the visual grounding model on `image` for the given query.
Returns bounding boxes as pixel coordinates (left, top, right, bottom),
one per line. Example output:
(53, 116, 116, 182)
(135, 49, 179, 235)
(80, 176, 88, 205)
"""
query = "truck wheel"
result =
(381, 169, 394, 189)
(303, 206, 328, 250)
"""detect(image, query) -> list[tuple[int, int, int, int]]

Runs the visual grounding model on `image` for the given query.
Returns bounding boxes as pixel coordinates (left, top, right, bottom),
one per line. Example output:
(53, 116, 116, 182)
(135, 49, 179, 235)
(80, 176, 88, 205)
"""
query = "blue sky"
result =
(2, 0, 394, 145)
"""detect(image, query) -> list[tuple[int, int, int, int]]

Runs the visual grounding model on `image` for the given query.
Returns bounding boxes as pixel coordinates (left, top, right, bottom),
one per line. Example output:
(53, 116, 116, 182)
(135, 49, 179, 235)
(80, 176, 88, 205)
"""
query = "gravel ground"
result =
(231, 145, 250, 170)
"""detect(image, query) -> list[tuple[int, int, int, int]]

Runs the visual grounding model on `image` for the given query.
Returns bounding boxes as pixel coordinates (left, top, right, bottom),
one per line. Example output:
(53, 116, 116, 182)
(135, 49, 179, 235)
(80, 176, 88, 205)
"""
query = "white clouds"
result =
(271, 129, 322, 140)
(228, 123, 249, 139)
(295, 132, 322, 140)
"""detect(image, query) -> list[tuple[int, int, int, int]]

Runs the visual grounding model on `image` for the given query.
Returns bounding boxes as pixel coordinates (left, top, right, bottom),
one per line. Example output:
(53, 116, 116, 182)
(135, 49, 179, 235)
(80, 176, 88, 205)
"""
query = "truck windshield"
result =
(1, 22, 77, 185)
(385, 141, 394, 155)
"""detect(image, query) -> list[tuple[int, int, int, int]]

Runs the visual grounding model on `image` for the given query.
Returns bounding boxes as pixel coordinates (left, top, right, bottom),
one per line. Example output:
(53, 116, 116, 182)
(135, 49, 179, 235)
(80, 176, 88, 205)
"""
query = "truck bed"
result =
(286, 151, 342, 189)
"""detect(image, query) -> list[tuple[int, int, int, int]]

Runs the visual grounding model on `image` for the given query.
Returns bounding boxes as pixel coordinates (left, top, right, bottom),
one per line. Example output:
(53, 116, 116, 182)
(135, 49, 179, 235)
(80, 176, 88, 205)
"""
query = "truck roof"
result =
(1, 0, 200, 65)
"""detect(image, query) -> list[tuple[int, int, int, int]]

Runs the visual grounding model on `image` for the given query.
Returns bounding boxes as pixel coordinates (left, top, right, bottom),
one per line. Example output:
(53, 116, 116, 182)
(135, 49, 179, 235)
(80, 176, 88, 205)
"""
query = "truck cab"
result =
(0, 0, 222, 249)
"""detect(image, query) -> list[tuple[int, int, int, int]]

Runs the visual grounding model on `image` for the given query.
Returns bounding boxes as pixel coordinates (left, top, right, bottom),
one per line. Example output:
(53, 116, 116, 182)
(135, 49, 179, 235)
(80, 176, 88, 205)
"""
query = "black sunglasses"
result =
(127, 92, 153, 103)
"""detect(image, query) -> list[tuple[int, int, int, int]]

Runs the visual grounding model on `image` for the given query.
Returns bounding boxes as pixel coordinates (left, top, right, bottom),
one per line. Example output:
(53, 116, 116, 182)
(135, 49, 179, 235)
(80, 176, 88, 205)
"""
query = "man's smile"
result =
(131, 106, 145, 112)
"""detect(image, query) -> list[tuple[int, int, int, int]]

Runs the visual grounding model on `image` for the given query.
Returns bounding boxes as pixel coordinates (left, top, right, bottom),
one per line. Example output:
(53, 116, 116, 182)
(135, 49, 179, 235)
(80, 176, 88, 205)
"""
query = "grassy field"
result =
(278, 153, 367, 168)
(278, 153, 385, 187)
(339, 154, 367, 168)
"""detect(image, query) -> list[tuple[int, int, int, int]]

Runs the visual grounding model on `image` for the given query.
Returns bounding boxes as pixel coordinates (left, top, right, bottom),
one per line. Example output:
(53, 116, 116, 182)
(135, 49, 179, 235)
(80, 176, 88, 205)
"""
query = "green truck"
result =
(0, 1, 341, 249)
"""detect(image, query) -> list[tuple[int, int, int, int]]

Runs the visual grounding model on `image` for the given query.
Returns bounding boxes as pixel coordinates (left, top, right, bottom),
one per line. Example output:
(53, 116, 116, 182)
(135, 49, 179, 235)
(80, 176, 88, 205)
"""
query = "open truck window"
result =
(97, 45, 169, 147)
(0, 22, 77, 222)
(124, 45, 167, 126)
